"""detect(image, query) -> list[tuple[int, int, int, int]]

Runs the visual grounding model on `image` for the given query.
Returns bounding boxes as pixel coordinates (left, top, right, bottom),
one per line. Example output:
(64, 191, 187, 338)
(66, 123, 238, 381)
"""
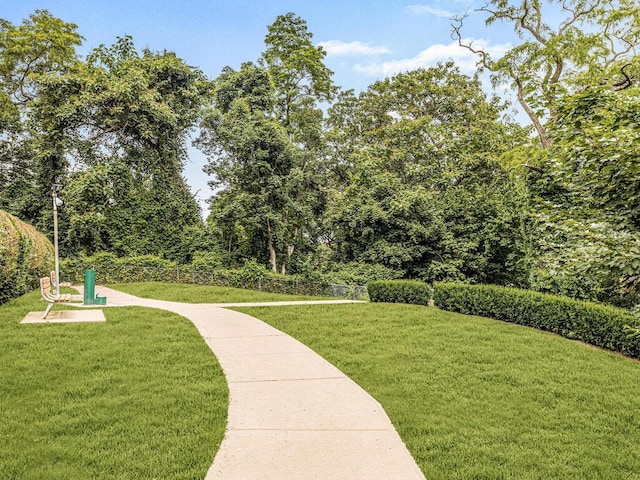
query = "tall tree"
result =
(34, 36, 208, 260)
(527, 80, 640, 305)
(258, 12, 335, 272)
(260, 12, 336, 140)
(198, 63, 293, 267)
(452, 0, 640, 305)
(0, 10, 82, 225)
(199, 13, 335, 273)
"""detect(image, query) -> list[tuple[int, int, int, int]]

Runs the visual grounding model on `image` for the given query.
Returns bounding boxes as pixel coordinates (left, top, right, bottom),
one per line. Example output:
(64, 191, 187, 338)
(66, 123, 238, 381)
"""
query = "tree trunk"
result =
(283, 227, 297, 276)
(267, 219, 277, 272)
(515, 76, 551, 148)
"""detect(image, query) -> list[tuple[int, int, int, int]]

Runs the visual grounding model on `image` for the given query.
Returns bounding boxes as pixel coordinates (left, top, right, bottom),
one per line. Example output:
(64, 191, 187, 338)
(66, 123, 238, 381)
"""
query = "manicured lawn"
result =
(7, 284, 639, 478)
(238, 303, 640, 479)
(0, 290, 228, 480)
(110, 281, 327, 303)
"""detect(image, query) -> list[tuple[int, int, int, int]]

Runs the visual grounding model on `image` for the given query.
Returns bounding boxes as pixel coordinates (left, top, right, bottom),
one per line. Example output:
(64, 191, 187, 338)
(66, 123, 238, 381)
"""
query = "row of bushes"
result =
(0, 210, 54, 305)
(60, 253, 368, 299)
(368, 280, 640, 359)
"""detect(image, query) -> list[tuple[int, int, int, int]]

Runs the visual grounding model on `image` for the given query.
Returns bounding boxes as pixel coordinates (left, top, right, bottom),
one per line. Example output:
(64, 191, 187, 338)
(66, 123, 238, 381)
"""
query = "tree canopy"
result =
(325, 64, 531, 283)
(453, 0, 640, 147)
(197, 13, 334, 274)
(0, 6, 638, 311)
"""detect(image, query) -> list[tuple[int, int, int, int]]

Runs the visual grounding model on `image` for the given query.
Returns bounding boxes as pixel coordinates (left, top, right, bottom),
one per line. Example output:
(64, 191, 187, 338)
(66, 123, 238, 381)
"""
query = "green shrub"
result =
(60, 253, 177, 284)
(368, 280, 432, 306)
(189, 250, 227, 272)
(433, 282, 640, 359)
(0, 210, 54, 304)
(322, 262, 403, 286)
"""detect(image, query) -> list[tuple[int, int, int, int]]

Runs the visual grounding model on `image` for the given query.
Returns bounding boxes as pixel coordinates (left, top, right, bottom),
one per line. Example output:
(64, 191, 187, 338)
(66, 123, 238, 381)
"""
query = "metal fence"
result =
(64, 265, 368, 300)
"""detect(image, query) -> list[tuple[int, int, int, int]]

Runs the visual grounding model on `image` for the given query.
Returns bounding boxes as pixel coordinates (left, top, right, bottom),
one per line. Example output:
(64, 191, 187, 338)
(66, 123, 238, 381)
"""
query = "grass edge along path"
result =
(237, 302, 640, 480)
(0, 290, 228, 480)
(110, 281, 327, 303)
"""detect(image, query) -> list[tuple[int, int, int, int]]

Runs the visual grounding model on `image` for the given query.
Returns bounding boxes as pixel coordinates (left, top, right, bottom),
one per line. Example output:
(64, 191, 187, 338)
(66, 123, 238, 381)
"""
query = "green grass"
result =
(9, 284, 639, 478)
(110, 281, 327, 303)
(0, 290, 228, 480)
(237, 303, 640, 479)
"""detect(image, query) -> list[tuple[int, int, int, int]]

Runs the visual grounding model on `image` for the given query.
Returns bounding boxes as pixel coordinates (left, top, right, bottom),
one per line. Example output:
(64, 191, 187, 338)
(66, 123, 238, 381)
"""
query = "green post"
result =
(84, 269, 96, 305)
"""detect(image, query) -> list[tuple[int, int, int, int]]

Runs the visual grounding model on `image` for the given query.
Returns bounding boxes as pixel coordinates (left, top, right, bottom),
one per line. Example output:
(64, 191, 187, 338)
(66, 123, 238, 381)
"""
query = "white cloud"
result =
(354, 38, 511, 77)
(318, 40, 391, 57)
(406, 4, 455, 18)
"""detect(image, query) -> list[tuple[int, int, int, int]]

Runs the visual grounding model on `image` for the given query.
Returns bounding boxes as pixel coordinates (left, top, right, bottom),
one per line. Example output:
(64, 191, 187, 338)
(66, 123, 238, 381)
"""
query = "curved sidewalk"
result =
(91, 286, 426, 480)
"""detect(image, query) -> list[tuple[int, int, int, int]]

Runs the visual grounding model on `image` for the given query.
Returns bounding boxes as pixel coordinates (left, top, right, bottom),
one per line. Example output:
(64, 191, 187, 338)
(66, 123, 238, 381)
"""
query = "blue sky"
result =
(3, 0, 517, 212)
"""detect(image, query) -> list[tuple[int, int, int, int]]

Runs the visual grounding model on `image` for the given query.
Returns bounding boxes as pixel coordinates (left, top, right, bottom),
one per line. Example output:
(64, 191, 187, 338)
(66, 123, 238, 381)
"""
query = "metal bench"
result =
(40, 277, 76, 319)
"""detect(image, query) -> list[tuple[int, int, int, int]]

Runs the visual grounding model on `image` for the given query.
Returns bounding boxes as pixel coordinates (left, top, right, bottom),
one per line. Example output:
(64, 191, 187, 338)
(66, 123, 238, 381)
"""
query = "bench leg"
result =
(43, 302, 54, 319)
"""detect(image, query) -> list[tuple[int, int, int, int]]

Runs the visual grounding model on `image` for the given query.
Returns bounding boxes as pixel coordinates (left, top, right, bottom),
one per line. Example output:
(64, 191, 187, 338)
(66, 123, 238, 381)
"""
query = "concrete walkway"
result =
(82, 286, 426, 480)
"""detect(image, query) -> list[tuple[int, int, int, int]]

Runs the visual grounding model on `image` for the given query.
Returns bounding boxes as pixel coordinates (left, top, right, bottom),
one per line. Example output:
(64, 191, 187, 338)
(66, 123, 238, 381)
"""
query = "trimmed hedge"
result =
(0, 210, 54, 305)
(368, 280, 432, 306)
(434, 282, 640, 359)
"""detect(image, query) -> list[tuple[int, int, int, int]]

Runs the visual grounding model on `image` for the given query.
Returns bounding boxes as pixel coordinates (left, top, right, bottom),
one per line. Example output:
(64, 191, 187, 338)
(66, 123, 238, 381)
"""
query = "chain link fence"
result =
(63, 265, 368, 300)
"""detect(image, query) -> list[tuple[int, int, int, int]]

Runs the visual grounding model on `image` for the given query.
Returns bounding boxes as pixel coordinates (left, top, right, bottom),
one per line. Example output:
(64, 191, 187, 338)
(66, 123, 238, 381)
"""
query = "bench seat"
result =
(40, 277, 80, 319)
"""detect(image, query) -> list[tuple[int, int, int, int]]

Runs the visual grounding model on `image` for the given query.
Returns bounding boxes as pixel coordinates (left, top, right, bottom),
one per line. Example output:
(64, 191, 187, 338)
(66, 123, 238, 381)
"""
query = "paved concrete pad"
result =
(21, 309, 106, 323)
(86, 285, 426, 480)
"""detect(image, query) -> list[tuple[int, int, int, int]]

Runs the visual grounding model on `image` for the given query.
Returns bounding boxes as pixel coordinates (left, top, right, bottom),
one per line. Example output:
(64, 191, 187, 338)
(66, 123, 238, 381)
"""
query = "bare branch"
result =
(521, 162, 544, 173)
(558, 0, 601, 36)
(612, 63, 634, 90)
(479, 0, 547, 44)
(451, 15, 493, 70)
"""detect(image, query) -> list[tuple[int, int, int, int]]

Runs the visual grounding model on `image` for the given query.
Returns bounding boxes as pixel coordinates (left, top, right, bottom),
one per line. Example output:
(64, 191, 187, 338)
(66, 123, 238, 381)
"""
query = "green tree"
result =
(526, 81, 640, 305)
(453, 1, 640, 305)
(0, 10, 82, 226)
(259, 12, 335, 272)
(453, 0, 640, 147)
(326, 64, 532, 284)
(199, 13, 335, 274)
(260, 12, 336, 139)
(33, 36, 208, 261)
(198, 63, 300, 271)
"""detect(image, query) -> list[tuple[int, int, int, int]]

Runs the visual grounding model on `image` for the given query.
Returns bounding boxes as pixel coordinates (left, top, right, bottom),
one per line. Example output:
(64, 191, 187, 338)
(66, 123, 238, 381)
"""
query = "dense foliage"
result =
(325, 65, 532, 285)
(1, 5, 638, 316)
(0, 13, 208, 263)
(0, 209, 53, 304)
(197, 13, 334, 274)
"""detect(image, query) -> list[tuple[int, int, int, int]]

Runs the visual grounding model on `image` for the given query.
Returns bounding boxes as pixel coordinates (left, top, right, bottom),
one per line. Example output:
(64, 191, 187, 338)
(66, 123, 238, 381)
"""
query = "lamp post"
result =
(52, 184, 63, 295)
